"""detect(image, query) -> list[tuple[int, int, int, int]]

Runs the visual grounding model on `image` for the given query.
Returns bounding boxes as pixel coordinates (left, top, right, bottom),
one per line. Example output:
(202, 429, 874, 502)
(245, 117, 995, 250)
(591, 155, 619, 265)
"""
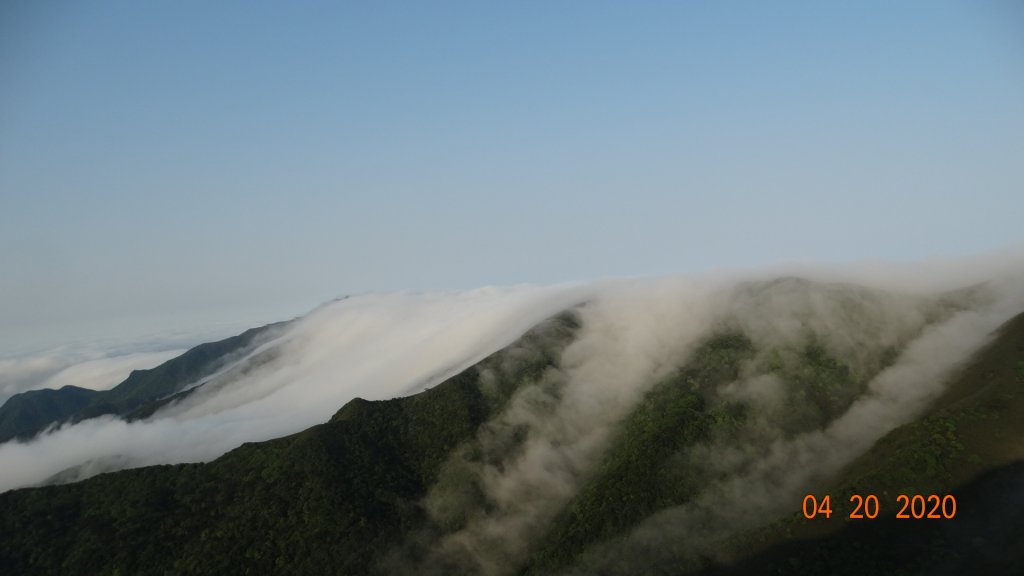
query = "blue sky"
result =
(1, 1, 1022, 353)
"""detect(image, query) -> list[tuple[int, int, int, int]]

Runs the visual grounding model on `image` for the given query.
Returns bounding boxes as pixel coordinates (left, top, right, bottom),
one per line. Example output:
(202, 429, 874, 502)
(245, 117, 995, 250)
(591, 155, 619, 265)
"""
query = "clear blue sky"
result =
(1, 1, 1022, 353)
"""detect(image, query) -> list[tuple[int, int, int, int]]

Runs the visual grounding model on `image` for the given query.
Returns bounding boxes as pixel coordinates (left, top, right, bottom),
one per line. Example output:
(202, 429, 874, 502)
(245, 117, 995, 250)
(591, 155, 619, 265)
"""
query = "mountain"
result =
(0, 311, 581, 575)
(0, 277, 1022, 575)
(0, 323, 286, 444)
(0, 385, 97, 445)
(707, 309, 1024, 575)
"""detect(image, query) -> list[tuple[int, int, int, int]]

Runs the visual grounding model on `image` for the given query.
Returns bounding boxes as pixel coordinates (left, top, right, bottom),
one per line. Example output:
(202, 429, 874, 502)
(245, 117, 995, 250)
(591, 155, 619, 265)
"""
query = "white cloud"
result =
(0, 248, 1021, 546)
(38, 350, 187, 392)
(0, 355, 70, 403)
(0, 348, 188, 405)
(405, 254, 1024, 575)
(0, 284, 598, 491)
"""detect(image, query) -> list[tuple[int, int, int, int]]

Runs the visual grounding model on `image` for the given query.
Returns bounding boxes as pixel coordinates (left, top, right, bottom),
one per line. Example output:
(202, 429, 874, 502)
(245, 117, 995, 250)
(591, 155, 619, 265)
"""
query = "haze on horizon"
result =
(1, 1, 1022, 354)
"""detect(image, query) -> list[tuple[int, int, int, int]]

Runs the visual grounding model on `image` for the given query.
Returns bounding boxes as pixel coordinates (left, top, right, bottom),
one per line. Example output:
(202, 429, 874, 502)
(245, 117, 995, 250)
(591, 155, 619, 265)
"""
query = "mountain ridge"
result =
(0, 281, 1021, 575)
(0, 322, 287, 444)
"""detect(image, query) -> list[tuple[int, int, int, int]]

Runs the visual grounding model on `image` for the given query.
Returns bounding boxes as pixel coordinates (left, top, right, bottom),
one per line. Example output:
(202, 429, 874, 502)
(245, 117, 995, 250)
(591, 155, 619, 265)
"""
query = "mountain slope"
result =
(548, 310, 1024, 576)
(0, 323, 285, 444)
(0, 385, 97, 444)
(0, 285, 1021, 575)
(703, 310, 1024, 575)
(0, 312, 579, 575)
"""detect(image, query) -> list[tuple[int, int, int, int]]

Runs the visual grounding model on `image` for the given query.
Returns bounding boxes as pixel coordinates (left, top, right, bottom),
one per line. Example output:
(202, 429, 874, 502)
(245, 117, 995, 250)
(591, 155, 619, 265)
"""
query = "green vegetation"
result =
(524, 332, 754, 574)
(710, 461, 1024, 576)
(712, 311, 1024, 575)
(827, 310, 1024, 509)
(519, 329, 871, 574)
(0, 312, 579, 576)
(2, 309, 1023, 576)
(774, 340, 861, 435)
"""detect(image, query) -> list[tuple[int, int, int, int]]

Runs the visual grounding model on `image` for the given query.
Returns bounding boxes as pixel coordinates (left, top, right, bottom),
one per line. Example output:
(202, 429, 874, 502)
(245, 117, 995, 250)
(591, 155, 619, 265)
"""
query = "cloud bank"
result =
(0, 284, 597, 491)
(0, 347, 188, 405)
(0, 248, 1021, 547)
(394, 253, 1024, 575)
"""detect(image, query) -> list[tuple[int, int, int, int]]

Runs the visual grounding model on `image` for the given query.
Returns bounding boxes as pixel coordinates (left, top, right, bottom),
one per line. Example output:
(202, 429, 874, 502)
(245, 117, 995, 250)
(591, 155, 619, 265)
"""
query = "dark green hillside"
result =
(523, 333, 756, 574)
(0, 385, 97, 444)
(705, 311, 1024, 575)
(705, 459, 1024, 576)
(0, 322, 286, 444)
(523, 330, 868, 575)
(826, 309, 1024, 514)
(0, 312, 579, 576)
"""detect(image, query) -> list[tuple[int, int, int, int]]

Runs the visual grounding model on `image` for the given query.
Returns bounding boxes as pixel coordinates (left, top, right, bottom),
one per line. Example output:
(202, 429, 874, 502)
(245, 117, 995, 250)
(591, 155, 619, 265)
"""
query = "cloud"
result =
(0, 347, 188, 405)
(0, 355, 70, 403)
(0, 248, 1021, 576)
(560, 277, 1024, 574)
(395, 253, 1024, 575)
(0, 284, 598, 491)
(40, 350, 187, 391)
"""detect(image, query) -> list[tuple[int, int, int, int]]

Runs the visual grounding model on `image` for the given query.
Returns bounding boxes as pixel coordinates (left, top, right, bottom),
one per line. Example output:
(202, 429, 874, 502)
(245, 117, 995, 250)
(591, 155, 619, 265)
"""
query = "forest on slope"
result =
(1, 280, 1022, 575)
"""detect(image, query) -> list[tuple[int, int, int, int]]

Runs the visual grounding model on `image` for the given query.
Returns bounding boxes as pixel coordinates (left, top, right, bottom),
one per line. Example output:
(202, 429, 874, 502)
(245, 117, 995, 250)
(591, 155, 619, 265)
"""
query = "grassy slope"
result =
(0, 313, 578, 576)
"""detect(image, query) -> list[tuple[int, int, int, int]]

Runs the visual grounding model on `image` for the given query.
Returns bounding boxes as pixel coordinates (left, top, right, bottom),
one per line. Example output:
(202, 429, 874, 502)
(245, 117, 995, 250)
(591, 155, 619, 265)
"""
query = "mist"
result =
(558, 276, 1024, 575)
(0, 249, 1021, 576)
(0, 347, 188, 405)
(0, 284, 596, 491)
(389, 253, 1024, 575)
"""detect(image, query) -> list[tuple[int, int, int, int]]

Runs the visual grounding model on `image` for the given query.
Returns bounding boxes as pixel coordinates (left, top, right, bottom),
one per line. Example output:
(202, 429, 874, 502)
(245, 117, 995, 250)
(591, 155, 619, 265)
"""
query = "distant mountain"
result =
(0, 385, 96, 445)
(1, 279, 1021, 575)
(0, 322, 286, 444)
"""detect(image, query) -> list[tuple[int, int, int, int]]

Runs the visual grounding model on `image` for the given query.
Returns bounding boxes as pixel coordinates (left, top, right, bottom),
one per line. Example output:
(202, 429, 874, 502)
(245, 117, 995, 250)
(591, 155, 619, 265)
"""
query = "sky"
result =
(1, 0, 1023, 355)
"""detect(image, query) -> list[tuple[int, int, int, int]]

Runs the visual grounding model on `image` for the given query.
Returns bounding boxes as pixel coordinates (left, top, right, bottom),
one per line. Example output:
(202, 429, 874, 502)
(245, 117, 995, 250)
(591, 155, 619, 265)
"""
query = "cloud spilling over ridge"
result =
(558, 278, 1024, 575)
(407, 277, 733, 574)
(0, 285, 597, 491)
(0, 251, 1021, 516)
(392, 254, 1024, 575)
